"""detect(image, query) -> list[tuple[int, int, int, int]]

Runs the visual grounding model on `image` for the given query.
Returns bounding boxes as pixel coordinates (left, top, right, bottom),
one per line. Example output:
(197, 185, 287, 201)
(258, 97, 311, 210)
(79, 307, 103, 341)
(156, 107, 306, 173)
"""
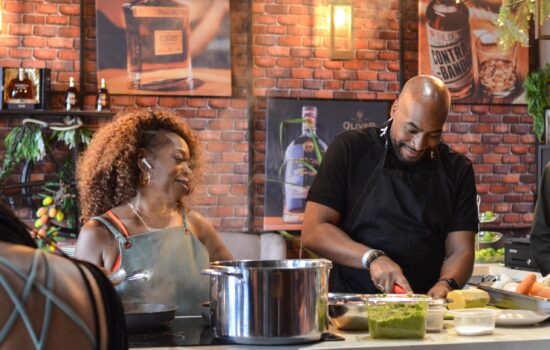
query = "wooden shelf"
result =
(0, 110, 115, 118)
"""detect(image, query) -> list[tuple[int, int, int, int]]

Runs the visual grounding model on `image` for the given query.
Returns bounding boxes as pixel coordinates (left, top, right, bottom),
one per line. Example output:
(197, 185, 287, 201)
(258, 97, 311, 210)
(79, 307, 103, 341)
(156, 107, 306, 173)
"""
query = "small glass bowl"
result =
(328, 293, 369, 331)
(449, 308, 500, 336)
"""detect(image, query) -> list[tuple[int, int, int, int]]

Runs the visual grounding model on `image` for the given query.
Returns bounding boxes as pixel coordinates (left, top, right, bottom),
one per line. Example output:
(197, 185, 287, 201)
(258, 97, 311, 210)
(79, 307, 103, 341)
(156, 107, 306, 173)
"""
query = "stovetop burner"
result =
(128, 317, 344, 348)
(129, 317, 215, 348)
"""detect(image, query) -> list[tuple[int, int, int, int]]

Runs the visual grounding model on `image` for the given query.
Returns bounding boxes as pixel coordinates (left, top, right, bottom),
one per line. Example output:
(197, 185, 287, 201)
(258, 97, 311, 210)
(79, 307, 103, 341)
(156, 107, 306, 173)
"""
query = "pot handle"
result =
(202, 269, 244, 279)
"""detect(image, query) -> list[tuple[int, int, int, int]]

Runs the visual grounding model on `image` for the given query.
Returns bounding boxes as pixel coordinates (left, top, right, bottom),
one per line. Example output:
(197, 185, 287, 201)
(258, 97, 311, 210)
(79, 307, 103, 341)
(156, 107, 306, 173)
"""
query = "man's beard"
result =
(390, 137, 425, 165)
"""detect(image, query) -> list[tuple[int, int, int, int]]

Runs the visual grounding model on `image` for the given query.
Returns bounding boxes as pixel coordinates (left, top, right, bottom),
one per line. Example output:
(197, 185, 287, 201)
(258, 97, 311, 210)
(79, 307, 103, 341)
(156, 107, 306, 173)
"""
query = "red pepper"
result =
(393, 283, 406, 294)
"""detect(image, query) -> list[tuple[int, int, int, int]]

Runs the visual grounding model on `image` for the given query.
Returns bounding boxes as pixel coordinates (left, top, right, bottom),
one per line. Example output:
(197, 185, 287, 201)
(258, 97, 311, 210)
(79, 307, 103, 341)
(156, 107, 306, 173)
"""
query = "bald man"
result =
(302, 75, 478, 298)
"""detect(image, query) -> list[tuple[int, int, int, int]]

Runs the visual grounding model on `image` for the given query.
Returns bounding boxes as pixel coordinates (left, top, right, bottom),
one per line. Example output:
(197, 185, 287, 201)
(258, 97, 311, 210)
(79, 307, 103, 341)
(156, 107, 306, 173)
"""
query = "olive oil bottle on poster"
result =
(426, 0, 473, 100)
(282, 106, 327, 223)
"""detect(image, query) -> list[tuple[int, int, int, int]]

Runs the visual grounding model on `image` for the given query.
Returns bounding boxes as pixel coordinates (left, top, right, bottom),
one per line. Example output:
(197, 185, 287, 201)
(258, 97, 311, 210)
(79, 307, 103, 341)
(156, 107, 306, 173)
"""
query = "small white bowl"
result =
(449, 308, 500, 336)
(426, 307, 446, 333)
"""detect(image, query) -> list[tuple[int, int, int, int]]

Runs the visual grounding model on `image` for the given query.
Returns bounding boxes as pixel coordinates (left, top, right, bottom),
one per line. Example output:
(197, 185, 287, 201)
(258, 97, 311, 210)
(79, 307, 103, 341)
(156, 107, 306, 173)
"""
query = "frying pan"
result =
(124, 303, 177, 333)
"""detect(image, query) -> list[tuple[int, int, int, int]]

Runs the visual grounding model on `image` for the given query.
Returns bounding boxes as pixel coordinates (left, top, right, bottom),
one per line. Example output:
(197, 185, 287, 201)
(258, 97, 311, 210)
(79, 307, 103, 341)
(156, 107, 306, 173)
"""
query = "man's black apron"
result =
(329, 127, 454, 294)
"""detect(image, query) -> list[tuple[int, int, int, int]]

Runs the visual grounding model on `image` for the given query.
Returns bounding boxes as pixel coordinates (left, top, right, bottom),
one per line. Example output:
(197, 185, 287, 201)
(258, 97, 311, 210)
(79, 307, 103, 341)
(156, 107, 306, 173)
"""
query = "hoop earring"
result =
(141, 172, 151, 187)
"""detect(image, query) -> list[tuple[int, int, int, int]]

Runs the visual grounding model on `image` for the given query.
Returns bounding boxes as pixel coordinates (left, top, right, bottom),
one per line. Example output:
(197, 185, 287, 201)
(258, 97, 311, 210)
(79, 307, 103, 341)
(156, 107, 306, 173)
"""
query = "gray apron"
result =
(93, 215, 210, 316)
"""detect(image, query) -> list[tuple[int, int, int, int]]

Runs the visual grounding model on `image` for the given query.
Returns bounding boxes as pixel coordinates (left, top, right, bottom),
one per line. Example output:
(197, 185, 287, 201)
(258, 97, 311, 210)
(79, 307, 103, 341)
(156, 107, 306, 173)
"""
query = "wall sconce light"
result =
(329, 0, 354, 60)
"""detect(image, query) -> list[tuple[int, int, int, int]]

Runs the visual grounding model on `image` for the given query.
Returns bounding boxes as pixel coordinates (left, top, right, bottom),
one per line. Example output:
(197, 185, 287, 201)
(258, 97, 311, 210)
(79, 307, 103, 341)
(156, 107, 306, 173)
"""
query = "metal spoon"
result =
(109, 269, 152, 285)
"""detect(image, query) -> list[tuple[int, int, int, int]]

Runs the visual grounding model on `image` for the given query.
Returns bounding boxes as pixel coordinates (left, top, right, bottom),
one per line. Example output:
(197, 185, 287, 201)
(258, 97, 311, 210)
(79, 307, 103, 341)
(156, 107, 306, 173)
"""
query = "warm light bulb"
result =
(334, 7, 348, 28)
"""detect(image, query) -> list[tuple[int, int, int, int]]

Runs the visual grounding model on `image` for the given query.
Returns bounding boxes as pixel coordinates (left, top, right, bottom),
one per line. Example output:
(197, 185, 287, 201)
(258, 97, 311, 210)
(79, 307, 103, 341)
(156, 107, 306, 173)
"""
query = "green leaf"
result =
(524, 64, 550, 142)
(279, 118, 306, 149)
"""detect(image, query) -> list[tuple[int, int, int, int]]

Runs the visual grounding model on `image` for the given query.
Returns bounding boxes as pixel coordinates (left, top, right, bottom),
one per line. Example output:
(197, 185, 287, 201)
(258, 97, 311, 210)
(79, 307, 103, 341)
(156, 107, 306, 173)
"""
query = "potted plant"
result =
(0, 117, 92, 251)
(524, 64, 550, 142)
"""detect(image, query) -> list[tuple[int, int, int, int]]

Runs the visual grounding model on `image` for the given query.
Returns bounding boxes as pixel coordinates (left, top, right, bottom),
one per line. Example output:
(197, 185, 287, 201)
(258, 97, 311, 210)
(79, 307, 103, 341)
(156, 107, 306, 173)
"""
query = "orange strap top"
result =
(105, 210, 130, 272)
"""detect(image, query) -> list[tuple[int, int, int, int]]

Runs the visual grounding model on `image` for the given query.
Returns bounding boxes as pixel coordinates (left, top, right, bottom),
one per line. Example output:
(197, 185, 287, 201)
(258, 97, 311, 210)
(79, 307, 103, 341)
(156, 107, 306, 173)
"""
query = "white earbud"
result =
(141, 158, 152, 170)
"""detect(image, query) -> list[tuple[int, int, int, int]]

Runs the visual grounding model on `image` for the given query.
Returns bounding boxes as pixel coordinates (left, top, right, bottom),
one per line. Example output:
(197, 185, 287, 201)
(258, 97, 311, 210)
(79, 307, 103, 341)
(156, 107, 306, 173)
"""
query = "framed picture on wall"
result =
(1, 67, 51, 110)
(263, 99, 389, 231)
(418, 0, 528, 104)
(537, 0, 550, 39)
(95, 0, 232, 96)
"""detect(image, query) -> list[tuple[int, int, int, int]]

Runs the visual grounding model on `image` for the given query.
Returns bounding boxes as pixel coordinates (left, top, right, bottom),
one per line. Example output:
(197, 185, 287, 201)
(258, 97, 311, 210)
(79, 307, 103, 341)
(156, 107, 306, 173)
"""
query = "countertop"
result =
(133, 264, 550, 349)
(135, 320, 550, 350)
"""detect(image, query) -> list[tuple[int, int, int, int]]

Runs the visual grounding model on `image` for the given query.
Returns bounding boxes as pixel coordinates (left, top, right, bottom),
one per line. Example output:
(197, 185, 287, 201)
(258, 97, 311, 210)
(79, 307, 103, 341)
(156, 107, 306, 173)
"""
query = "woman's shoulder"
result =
(186, 209, 212, 229)
(80, 215, 116, 238)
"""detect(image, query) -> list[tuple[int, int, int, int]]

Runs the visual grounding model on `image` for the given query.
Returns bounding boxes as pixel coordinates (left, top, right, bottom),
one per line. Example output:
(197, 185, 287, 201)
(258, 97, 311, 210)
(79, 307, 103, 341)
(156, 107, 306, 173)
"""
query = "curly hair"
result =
(77, 108, 202, 223)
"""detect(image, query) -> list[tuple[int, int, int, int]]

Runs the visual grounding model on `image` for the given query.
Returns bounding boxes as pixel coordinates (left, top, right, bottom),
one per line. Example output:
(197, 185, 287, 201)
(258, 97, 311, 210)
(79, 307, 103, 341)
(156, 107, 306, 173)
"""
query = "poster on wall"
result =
(263, 99, 389, 231)
(418, 0, 528, 104)
(95, 0, 231, 96)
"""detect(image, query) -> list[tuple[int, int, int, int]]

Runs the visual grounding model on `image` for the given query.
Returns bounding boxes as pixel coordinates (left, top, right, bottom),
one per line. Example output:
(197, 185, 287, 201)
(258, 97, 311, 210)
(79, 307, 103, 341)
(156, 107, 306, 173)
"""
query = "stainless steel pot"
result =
(202, 259, 332, 345)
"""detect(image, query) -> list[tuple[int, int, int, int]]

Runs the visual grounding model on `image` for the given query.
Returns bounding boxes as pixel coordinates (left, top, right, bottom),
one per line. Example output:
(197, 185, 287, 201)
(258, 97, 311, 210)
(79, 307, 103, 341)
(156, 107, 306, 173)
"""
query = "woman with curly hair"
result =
(75, 108, 232, 316)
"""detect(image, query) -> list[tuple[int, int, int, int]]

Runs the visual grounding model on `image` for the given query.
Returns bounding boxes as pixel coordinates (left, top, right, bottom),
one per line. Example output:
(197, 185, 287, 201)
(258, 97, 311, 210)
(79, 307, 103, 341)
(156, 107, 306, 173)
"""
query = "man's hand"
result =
(369, 255, 412, 293)
(427, 280, 452, 298)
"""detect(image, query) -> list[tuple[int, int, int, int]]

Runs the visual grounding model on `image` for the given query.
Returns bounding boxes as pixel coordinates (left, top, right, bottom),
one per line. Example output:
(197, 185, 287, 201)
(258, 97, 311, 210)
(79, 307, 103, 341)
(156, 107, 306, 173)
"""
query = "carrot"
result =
(528, 282, 550, 299)
(515, 273, 537, 295)
(393, 284, 406, 294)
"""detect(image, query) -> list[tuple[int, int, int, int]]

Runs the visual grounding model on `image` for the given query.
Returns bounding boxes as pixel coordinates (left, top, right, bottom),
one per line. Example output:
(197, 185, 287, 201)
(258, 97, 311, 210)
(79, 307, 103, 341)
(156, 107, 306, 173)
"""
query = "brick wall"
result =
(0, 0, 536, 231)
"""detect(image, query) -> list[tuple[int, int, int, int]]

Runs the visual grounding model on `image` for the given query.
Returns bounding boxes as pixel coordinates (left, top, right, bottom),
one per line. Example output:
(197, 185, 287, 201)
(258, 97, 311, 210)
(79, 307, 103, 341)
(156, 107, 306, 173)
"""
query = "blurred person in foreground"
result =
(0, 203, 127, 349)
(302, 75, 478, 298)
(75, 108, 232, 315)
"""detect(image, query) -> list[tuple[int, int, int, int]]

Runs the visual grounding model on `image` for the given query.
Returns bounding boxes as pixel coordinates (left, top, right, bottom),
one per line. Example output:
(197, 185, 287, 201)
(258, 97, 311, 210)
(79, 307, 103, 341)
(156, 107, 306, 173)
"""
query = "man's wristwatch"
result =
(438, 277, 460, 290)
(361, 249, 386, 271)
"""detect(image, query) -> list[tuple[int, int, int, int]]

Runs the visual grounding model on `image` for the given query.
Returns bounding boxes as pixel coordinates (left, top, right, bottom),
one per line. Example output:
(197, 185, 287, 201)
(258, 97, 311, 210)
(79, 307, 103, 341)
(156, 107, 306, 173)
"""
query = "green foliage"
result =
(0, 119, 93, 236)
(51, 127, 92, 150)
(524, 64, 550, 142)
(496, 0, 550, 49)
(0, 124, 46, 180)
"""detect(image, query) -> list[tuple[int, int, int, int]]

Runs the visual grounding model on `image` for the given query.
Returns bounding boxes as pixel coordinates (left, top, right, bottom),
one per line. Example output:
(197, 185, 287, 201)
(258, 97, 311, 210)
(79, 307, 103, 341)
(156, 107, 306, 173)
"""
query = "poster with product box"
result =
(95, 0, 231, 96)
(418, 0, 528, 104)
(263, 98, 389, 231)
(1, 67, 51, 110)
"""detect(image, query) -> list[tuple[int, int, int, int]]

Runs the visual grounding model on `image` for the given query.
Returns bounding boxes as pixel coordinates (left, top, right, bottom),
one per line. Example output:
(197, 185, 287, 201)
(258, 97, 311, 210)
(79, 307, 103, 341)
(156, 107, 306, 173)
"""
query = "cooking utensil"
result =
(472, 282, 550, 313)
(124, 303, 177, 333)
(203, 259, 332, 345)
(328, 293, 369, 331)
(109, 268, 152, 285)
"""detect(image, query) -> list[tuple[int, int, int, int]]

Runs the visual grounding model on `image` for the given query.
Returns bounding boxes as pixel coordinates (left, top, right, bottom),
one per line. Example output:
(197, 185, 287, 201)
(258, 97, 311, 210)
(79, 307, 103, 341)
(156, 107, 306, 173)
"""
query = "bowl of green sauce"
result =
(367, 294, 430, 339)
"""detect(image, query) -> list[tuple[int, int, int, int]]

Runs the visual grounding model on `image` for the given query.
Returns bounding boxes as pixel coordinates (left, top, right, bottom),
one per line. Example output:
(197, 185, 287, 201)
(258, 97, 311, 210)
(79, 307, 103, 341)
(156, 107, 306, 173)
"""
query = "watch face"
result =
(448, 278, 460, 290)
(440, 278, 459, 290)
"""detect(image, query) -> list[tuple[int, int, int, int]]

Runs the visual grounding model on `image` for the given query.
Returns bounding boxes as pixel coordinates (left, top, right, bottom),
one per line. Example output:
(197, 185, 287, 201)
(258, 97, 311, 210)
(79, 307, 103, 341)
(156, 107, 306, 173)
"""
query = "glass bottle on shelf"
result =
(425, 0, 473, 100)
(65, 77, 78, 111)
(7, 68, 35, 103)
(282, 106, 327, 223)
(96, 78, 111, 111)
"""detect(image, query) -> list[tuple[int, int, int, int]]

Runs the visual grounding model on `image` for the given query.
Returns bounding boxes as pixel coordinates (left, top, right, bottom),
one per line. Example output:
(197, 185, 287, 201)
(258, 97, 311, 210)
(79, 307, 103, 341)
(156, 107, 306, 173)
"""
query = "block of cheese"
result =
(447, 288, 490, 310)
